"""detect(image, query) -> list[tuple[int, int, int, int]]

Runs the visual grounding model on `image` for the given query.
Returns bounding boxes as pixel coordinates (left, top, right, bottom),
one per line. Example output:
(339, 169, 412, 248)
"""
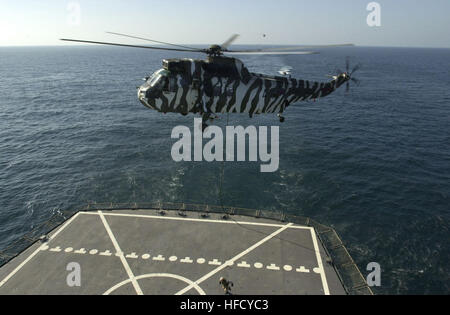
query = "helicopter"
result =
(61, 33, 360, 129)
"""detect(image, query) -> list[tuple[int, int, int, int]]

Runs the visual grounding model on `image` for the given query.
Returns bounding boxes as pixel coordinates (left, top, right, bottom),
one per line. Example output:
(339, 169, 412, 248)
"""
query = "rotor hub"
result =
(207, 45, 224, 56)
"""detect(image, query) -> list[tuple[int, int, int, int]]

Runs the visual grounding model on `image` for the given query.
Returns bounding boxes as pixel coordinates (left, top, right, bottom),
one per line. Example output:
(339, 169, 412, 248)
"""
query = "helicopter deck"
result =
(0, 207, 368, 295)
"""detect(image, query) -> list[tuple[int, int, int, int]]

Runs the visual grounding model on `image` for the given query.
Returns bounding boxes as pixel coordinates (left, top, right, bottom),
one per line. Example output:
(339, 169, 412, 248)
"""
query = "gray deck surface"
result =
(0, 209, 346, 295)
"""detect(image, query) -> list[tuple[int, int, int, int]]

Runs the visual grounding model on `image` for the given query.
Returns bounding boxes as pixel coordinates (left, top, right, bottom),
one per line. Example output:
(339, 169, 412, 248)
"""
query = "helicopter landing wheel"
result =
(277, 114, 285, 123)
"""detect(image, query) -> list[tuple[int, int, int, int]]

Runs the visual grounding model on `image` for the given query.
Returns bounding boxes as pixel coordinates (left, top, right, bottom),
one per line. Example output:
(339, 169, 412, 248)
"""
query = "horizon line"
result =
(1, 44, 450, 49)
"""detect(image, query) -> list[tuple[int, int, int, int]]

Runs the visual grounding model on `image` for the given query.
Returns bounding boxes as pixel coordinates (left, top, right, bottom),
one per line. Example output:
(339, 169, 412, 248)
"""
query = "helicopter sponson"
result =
(137, 56, 351, 119)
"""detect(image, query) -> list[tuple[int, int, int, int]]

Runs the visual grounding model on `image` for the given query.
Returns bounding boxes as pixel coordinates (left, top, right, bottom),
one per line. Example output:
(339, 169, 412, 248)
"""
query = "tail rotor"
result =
(344, 56, 361, 93)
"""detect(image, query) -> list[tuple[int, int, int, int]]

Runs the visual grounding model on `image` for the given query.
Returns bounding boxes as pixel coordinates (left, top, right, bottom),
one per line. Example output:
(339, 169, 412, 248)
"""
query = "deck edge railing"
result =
(0, 201, 373, 295)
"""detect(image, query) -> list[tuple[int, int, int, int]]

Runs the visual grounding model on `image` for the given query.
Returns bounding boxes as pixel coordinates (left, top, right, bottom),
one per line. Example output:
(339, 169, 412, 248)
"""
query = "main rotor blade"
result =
(351, 77, 361, 85)
(226, 51, 319, 55)
(60, 39, 205, 53)
(351, 63, 362, 74)
(221, 34, 240, 50)
(106, 31, 200, 51)
(228, 43, 354, 53)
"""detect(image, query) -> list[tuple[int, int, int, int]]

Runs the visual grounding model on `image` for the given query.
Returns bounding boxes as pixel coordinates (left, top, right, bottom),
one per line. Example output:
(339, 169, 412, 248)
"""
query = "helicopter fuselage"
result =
(137, 56, 350, 117)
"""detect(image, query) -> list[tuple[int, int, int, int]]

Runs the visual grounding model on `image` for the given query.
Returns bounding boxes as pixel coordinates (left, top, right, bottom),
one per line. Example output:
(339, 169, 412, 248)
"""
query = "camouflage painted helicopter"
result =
(61, 33, 360, 129)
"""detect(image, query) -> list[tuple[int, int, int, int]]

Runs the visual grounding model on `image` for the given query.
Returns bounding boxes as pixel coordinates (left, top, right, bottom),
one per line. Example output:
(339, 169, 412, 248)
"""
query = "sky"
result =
(0, 0, 449, 48)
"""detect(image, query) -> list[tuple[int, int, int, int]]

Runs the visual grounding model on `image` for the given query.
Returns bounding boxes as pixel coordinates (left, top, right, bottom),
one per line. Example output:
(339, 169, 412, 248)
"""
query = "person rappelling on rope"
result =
(200, 77, 214, 131)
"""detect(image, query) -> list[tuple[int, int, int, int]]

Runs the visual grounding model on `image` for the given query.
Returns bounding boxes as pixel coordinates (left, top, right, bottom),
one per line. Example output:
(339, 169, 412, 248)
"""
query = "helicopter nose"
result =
(137, 84, 147, 100)
(137, 84, 158, 110)
(138, 79, 153, 98)
(341, 72, 351, 81)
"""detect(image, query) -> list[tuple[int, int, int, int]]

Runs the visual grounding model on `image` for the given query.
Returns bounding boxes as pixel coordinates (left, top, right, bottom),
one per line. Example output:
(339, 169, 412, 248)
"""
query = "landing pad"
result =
(0, 209, 347, 295)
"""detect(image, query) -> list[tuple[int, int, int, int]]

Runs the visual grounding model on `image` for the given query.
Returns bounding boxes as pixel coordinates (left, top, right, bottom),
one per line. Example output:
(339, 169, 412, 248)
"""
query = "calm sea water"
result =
(0, 46, 449, 294)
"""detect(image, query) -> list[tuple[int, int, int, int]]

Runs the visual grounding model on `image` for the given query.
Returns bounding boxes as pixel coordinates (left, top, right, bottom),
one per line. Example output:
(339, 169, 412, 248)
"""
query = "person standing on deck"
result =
(219, 277, 234, 295)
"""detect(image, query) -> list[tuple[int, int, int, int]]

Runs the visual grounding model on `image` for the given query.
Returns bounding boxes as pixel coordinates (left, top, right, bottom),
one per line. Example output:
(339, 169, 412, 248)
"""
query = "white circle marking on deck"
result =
(104, 273, 205, 295)
(89, 249, 98, 255)
(197, 258, 206, 264)
(169, 256, 178, 262)
(142, 254, 150, 260)
(65, 247, 73, 253)
(254, 263, 263, 269)
(283, 265, 293, 271)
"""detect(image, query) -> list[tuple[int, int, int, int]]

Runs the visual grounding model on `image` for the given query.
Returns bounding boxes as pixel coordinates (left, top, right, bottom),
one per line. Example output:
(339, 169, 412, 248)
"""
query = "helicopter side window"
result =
(213, 86, 222, 97)
(192, 79, 200, 89)
(168, 77, 177, 92)
(226, 85, 235, 97)
(180, 76, 189, 87)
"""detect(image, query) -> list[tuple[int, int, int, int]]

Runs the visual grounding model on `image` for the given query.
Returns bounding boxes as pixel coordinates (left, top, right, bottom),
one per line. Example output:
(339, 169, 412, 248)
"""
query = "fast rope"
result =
(214, 113, 316, 253)
(218, 113, 229, 210)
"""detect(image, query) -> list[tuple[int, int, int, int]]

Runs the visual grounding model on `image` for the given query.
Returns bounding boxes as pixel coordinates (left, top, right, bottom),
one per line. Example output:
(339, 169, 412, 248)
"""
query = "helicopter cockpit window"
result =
(151, 70, 171, 91)
(149, 74, 161, 87)
(150, 76, 162, 90)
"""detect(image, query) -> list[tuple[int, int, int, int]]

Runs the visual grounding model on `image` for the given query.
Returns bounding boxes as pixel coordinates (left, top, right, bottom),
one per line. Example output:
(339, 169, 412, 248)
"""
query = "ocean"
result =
(0, 45, 449, 294)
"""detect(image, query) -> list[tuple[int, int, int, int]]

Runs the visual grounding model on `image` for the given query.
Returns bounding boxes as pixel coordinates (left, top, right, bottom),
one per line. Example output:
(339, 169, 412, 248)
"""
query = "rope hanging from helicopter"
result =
(218, 112, 229, 210)
(214, 113, 320, 254)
